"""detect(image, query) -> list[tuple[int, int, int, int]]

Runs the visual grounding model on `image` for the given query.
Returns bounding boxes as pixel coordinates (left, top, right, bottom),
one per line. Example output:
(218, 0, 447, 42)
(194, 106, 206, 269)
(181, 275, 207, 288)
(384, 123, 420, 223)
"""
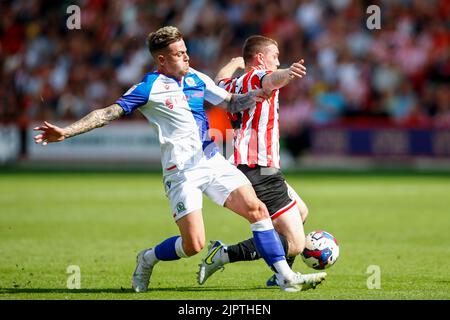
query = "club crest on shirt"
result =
(185, 77, 196, 87)
(176, 202, 186, 213)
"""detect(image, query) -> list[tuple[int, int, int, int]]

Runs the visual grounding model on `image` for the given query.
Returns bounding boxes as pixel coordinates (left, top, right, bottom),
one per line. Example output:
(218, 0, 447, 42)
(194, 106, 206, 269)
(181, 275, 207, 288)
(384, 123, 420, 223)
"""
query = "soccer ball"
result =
(301, 230, 339, 270)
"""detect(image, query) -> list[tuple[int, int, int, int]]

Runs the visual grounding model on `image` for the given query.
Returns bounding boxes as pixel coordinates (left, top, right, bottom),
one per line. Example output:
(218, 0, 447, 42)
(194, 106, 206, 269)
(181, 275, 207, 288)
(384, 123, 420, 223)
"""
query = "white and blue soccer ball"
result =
(301, 230, 340, 270)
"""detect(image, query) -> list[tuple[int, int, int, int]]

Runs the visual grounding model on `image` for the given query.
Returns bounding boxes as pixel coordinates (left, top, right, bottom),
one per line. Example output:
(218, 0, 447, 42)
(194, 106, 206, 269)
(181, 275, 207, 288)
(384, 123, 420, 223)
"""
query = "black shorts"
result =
(237, 165, 295, 218)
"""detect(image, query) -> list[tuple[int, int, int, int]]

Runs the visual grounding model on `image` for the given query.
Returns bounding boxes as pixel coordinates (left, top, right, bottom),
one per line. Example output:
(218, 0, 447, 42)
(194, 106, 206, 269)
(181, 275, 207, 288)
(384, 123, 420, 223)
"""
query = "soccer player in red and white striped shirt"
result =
(198, 36, 313, 288)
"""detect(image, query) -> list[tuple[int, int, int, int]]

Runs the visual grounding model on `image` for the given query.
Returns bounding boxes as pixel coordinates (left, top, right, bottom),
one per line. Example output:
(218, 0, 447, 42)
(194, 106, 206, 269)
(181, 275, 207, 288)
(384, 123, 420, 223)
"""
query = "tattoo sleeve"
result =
(226, 90, 259, 113)
(63, 104, 124, 138)
(264, 69, 290, 90)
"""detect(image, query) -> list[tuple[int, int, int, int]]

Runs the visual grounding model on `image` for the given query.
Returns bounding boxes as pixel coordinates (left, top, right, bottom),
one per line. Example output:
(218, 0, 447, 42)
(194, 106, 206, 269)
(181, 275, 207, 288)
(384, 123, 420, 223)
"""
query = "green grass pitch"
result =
(1, 171, 449, 300)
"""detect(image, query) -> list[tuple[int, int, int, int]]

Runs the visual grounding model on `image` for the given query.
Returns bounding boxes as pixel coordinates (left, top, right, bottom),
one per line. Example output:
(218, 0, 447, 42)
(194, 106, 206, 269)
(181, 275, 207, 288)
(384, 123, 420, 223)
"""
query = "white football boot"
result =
(197, 240, 227, 285)
(132, 248, 154, 292)
(276, 271, 327, 292)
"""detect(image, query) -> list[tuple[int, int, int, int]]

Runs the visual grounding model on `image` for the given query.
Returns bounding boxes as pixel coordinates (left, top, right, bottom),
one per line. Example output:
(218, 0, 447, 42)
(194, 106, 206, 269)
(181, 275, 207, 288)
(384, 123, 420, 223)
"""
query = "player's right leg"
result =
(286, 181, 309, 224)
(132, 210, 205, 292)
(132, 173, 205, 293)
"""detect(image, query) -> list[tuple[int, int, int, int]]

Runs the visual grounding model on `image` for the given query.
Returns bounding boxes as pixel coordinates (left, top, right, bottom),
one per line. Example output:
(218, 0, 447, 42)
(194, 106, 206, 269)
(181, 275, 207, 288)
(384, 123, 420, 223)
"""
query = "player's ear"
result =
(157, 54, 165, 66)
(256, 52, 265, 65)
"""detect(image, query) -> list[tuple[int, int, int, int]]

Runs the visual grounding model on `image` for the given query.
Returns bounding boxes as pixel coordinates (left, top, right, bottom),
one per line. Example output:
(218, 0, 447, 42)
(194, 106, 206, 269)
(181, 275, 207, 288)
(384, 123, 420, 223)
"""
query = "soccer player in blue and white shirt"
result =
(34, 26, 326, 292)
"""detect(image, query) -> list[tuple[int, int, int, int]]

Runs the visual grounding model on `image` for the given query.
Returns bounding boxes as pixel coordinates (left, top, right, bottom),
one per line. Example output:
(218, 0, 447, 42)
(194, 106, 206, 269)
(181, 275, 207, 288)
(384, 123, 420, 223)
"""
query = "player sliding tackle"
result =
(34, 26, 326, 292)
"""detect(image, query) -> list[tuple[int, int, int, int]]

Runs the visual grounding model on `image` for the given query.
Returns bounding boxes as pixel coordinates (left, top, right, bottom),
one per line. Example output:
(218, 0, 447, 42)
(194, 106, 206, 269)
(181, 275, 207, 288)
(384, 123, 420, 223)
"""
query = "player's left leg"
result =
(264, 203, 305, 287)
(202, 202, 305, 287)
(272, 204, 306, 257)
(267, 182, 309, 286)
(214, 167, 305, 261)
(198, 167, 308, 286)
(219, 184, 321, 292)
(199, 156, 316, 291)
(198, 190, 325, 291)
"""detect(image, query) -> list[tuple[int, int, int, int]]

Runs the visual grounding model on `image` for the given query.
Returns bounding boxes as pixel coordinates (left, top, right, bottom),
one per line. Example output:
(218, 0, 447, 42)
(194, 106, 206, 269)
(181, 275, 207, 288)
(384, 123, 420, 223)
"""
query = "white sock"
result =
(221, 246, 230, 264)
(250, 218, 294, 279)
(143, 248, 159, 266)
(273, 260, 296, 281)
(175, 236, 189, 258)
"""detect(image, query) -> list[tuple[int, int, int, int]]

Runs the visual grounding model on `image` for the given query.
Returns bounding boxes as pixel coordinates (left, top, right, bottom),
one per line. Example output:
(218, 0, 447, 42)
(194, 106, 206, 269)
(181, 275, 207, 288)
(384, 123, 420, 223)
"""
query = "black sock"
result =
(226, 233, 291, 263)
(286, 255, 296, 268)
(226, 238, 260, 262)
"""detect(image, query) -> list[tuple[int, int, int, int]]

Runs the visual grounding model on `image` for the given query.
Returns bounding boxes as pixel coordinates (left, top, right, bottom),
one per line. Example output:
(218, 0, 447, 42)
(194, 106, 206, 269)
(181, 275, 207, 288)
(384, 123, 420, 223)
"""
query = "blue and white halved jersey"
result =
(115, 67, 229, 173)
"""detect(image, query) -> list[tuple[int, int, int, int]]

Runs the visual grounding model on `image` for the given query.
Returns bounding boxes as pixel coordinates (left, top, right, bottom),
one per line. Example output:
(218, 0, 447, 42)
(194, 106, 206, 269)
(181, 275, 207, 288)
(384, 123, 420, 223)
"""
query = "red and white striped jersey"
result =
(218, 67, 281, 168)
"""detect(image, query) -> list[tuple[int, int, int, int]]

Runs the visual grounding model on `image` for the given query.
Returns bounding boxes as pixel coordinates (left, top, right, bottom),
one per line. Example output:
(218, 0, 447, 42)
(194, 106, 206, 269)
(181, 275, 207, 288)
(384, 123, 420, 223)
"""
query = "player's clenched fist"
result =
(288, 59, 307, 79)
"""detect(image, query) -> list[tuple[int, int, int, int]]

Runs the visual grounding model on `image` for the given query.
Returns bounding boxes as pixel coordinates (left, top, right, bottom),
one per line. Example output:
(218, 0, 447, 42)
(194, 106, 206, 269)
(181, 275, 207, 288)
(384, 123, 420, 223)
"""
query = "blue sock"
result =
(251, 219, 286, 267)
(154, 236, 181, 261)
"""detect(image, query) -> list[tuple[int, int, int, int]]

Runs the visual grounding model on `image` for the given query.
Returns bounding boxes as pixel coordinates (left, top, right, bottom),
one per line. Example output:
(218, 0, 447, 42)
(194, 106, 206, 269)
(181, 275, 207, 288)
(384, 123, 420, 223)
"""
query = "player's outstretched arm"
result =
(214, 57, 245, 84)
(221, 89, 270, 114)
(34, 104, 124, 146)
(262, 59, 307, 91)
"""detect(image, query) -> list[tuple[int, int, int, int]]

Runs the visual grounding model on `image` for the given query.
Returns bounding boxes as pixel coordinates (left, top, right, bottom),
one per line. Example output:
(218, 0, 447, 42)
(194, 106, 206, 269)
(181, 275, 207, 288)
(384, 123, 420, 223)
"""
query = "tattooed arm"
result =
(34, 104, 124, 145)
(225, 90, 268, 113)
(216, 89, 266, 114)
(63, 104, 124, 138)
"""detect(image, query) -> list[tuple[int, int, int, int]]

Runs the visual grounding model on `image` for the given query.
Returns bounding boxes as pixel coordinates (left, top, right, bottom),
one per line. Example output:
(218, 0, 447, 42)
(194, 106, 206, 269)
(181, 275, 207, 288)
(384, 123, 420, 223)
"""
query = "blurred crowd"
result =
(1, 0, 449, 154)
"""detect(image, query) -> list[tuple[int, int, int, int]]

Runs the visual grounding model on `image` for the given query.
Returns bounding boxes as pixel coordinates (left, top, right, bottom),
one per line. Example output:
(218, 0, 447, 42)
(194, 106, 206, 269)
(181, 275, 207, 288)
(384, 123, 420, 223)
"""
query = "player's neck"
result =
(247, 65, 265, 72)
(157, 67, 183, 81)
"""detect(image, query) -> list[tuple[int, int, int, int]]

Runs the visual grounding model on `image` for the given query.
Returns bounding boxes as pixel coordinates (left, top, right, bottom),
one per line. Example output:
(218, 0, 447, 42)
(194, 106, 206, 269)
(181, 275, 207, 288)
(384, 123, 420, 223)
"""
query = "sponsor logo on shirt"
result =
(165, 98, 174, 109)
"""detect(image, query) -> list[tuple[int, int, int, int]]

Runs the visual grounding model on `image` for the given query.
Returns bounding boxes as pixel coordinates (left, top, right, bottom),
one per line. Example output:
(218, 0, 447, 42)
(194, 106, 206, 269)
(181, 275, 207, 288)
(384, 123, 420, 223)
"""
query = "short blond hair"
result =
(147, 26, 183, 57)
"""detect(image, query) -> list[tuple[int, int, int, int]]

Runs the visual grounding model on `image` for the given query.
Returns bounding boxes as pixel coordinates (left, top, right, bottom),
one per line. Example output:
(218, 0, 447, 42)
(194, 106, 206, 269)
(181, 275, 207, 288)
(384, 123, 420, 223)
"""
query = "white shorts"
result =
(163, 153, 251, 221)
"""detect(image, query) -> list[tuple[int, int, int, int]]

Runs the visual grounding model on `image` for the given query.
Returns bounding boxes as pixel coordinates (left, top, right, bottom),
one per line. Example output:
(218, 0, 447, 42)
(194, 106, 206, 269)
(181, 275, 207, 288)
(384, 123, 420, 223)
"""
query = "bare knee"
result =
(246, 199, 270, 223)
(287, 236, 305, 256)
(183, 238, 205, 257)
(299, 204, 309, 223)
